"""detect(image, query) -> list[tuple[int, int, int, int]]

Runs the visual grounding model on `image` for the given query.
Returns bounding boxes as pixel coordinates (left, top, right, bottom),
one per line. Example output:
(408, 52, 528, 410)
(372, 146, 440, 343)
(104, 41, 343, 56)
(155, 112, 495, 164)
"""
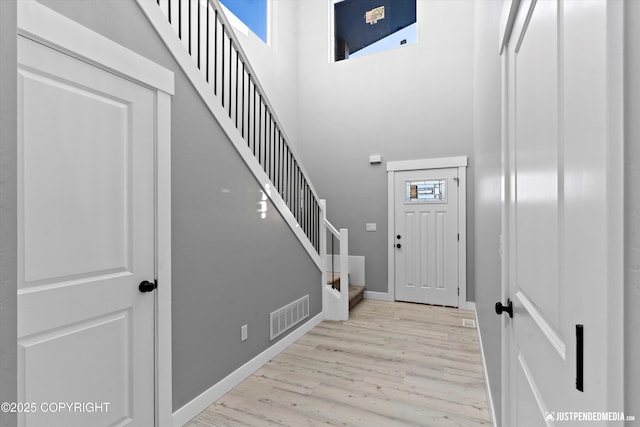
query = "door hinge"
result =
(453, 177, 459, 186)
(457, 233, 460, 241)
(458, 288, 460, 296)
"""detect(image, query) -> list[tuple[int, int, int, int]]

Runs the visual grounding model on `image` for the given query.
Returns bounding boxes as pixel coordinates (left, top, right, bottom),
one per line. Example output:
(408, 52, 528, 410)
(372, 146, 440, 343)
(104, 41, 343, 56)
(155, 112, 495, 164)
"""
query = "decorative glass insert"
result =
(405, 179, 447, 204)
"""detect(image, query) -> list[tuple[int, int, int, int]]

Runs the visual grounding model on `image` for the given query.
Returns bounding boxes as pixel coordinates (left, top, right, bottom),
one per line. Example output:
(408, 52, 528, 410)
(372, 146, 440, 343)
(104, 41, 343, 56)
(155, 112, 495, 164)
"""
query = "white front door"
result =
(394, 168, 459, 306)
(501, 0, 624, 424)
(17, 35, 156, 427)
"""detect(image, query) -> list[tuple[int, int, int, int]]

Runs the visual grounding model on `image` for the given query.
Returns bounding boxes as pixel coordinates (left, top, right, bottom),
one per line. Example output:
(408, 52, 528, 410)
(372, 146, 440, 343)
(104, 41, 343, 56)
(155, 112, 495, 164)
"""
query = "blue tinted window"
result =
(220, 0, 267, 42)
(335, 0, 417, 61)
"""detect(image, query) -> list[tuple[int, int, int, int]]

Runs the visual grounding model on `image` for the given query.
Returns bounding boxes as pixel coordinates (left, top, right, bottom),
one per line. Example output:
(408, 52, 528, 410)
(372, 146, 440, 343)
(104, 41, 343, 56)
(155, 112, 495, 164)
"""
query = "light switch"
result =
(366, 223, 377, 232)
(369, 155, 382, 164)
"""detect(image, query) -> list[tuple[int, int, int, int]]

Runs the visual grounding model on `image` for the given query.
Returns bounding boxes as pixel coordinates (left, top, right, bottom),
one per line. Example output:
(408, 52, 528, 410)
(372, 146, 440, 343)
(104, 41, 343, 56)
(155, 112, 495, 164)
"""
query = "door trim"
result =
(386, 156, 469, 308)
(17, 2, 174, 425)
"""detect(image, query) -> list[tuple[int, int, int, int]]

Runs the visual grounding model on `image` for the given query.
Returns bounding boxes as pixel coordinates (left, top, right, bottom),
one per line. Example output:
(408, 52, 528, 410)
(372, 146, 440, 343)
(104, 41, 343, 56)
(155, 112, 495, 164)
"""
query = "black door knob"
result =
(495, 299, 513, 318)
(139, 280, 157, 293)
(397, 235, 401, 240)
(396, 243, 401, 248)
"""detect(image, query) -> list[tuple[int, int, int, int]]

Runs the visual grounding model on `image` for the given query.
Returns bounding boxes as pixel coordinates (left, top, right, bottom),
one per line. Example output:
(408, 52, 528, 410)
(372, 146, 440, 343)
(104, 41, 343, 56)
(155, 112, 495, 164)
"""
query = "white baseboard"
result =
(171, 312, 324, 427)
(462, 301, 476, 311)
(474, 306, 498, 427)
(364, 291, 393, 301)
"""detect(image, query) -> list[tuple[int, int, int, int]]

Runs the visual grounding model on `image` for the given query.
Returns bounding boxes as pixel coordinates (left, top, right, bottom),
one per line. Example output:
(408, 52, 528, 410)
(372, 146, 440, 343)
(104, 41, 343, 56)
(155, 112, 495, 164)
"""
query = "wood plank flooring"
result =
(185, 300, 491, 427)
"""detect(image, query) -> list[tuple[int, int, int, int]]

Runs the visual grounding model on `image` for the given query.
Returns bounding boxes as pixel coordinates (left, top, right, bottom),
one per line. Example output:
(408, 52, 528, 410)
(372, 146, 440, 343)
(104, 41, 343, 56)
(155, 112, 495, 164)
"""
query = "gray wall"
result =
(0, 1, 17, 426)
(625, 0, 640, 419)
(295, 0, 476, 297)
(472, 1, 503, 424)
(32, 0, 322, 412)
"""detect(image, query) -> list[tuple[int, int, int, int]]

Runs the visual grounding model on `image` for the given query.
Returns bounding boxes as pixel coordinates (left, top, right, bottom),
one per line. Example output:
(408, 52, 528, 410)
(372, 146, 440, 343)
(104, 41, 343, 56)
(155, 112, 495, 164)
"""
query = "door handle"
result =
(396, 243, 401, 249)
(139, 280, 157, 293)
(396, 235, 401, 240)
(576, 324, 584, 392)
(495, 299, 513, 318)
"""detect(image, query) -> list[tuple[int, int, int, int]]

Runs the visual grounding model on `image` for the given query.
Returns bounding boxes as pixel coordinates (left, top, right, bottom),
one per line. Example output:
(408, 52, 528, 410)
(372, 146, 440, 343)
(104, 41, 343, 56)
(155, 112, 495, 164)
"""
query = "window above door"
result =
(333, 0, 417, 61)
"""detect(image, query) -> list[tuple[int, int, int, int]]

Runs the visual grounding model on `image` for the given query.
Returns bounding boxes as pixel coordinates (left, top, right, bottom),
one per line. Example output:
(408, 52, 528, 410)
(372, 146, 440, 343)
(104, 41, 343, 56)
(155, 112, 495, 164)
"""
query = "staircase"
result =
(326, 272, 365, 310)
(142, 0, 358, 321)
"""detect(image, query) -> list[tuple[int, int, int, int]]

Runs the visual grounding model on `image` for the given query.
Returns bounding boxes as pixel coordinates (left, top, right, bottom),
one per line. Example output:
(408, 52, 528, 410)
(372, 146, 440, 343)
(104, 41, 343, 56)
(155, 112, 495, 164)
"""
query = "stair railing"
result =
(153, 0, 320, 253)
(320, 200, 349, 320)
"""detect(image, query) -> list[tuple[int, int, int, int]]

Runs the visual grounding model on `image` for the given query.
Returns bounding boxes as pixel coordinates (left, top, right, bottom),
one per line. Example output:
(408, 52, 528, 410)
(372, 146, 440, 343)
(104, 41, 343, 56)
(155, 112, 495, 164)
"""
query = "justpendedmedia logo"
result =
(543, 411, 635, 423)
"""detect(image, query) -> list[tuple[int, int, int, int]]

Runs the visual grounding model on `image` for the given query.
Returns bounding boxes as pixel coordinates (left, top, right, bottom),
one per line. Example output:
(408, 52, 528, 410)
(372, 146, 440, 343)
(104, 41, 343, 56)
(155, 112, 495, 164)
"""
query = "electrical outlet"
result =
(241, 324, 248, 341)
(366, 223, 377, 232)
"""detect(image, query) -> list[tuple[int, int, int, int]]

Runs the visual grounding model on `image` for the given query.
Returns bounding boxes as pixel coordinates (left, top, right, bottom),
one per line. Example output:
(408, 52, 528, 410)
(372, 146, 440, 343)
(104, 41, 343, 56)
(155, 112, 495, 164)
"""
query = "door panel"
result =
(394, 168, 458, 306)
(513, 0, 560, 330)
(17, 36, 155, 427)
(20, 68, 130, 285)
(516, 353, 550, 427)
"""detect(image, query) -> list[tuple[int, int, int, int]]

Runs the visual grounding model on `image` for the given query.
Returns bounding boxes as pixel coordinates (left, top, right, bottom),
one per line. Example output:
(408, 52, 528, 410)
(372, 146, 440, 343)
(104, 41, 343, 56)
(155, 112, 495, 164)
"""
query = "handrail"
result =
(319, 200, 349, 320)
(154, 0, 320, 253)
(324, 218, 340, 239)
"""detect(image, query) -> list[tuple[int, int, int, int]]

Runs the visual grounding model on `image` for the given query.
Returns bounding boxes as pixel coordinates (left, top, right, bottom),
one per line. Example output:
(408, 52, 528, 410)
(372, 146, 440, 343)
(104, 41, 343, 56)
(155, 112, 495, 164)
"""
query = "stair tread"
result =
(349, 285, 365, 310)
(348, 285, 365, 298)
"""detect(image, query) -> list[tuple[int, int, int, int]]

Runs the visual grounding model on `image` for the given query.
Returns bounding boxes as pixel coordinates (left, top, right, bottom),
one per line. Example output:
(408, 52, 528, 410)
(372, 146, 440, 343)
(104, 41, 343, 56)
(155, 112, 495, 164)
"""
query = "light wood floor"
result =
(185, 300, 491, 427)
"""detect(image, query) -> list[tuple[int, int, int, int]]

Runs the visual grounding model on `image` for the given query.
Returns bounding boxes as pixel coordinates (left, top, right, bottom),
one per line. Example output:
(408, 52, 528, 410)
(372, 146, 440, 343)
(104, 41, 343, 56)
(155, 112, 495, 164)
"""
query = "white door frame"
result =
(386, 156, 469, 309)
(17, 2, 174, 425)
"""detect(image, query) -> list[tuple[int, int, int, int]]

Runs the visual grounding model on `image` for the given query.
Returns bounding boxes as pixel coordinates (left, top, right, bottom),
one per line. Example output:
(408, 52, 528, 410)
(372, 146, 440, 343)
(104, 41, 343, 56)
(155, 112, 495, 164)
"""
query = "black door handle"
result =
(139, 280, 157, 293)
(576, 324, 584, 392)
(495, 299, 513, 318)
(396, 243, 401, 249)
(397, 235, 401, 240)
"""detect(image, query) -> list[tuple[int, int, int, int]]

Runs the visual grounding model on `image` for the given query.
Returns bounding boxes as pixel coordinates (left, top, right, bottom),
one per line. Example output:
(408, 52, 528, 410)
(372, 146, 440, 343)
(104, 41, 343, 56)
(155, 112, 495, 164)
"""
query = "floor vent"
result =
(270, 295, 309, 341)
(462, 318, 476, 328)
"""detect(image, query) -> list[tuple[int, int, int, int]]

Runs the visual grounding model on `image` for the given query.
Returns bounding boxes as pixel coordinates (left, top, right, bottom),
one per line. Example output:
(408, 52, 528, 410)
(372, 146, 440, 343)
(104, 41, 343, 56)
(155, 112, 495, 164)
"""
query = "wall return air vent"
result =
(270, 295, 309, 341)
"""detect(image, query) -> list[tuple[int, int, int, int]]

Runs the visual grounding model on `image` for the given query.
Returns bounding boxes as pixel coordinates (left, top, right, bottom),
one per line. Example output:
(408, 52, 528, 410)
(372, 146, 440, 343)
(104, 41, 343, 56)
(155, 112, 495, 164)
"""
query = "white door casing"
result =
(387, 157, 468, 308)
(16, 2, 174, 426)
(500, 0, 624, 425)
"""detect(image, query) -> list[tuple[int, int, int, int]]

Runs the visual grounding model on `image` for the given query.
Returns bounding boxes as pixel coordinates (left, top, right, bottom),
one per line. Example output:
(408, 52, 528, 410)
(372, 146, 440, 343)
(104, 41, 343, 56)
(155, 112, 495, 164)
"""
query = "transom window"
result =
(334, 0, 417, 61)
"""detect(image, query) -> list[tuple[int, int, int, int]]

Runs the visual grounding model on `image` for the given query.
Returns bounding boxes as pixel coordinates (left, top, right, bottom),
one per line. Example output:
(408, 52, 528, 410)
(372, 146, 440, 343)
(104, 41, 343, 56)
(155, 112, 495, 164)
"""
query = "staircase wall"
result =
(33, 0, 322, 413)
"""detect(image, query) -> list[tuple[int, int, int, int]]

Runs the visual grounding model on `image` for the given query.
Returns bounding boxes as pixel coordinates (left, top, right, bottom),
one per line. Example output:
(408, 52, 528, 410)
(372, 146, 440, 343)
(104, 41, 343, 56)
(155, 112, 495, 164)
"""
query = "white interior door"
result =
(501, 0, 624, 424)
(394, 168, 459, 306)
(17, 35, 156, 427)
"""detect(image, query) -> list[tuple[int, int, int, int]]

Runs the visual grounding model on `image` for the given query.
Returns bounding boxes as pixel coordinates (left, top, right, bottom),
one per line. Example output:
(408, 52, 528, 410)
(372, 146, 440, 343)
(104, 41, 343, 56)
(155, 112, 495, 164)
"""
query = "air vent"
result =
(270, 295, 309, 341)
(462, 318, 476, 328)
